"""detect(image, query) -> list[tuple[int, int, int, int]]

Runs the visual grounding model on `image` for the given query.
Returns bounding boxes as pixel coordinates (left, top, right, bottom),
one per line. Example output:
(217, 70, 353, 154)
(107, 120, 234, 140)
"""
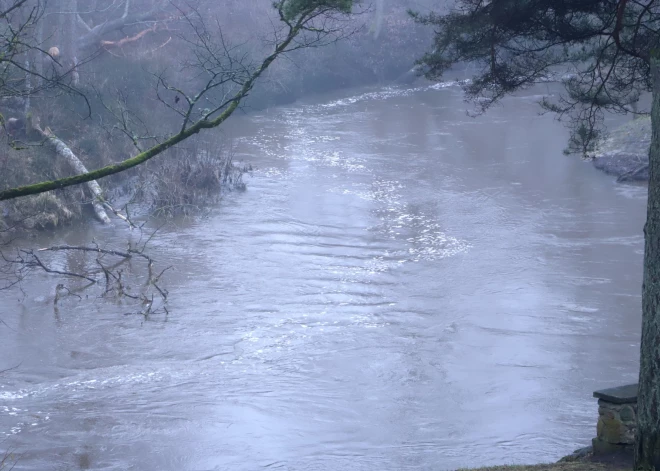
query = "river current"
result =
(0, 82, 646, 470)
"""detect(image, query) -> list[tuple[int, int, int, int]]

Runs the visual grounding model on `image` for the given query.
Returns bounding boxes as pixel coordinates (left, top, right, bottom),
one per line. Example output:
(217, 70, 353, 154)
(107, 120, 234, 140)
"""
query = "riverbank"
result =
(590, 116, 651, 182)
(463, 463, 629, 471)
(463, 449, 632, 471)
(0, 136, 249, 230)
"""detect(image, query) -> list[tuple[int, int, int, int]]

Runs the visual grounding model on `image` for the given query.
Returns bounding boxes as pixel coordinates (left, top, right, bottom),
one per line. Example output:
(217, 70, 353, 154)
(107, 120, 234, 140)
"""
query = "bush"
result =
(136, 138, 250, 217)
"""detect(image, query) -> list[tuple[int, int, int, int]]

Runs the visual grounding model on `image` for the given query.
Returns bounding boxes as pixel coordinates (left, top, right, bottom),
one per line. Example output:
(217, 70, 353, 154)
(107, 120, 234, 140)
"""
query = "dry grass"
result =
(460, 461, 631, 471)
(136, 138, 249, 217)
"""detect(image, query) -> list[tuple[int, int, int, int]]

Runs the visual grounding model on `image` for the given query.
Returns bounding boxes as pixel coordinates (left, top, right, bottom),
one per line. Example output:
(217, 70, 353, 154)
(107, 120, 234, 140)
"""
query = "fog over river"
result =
(0, 82, 646, 470)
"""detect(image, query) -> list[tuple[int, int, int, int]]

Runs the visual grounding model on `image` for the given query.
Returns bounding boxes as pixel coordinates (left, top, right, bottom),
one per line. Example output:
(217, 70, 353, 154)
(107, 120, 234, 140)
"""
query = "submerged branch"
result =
(38, 244, 153, 262)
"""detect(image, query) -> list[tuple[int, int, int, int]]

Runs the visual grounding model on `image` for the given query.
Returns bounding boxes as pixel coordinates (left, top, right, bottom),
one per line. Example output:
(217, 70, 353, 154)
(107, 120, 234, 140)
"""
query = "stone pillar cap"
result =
(593, 383, 638, 404)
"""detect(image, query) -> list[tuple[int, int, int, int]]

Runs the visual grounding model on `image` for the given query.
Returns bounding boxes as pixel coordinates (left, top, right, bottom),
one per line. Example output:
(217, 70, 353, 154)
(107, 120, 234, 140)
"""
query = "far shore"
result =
(590, 116, 651, 183)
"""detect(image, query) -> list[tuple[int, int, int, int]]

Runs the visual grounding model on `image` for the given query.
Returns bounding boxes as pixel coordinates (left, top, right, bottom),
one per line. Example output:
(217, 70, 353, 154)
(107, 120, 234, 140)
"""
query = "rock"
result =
(620, 405, 636, 422)
(598, 415, 629, 444)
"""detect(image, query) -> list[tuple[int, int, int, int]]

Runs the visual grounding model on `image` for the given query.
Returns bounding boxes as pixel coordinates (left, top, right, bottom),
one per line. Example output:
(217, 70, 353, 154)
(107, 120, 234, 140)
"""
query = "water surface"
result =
(0, 82, 646, 470)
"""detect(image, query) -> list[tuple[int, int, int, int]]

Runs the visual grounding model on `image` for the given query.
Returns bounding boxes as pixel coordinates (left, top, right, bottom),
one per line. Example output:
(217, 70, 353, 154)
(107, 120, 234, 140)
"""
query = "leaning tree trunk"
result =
(32, 121, 111, 224)
(636, 52, 660, 471)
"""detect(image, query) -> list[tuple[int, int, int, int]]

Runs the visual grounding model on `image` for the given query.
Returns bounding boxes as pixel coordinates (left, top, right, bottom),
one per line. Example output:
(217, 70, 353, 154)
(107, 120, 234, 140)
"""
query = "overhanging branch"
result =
(0, 15, 307, 201)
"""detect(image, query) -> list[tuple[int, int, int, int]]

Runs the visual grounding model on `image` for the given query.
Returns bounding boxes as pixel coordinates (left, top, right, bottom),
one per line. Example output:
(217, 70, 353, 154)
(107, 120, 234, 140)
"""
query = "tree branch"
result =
(76, 1, 169, 51)
(0, 0, 29, 19)
(0, 5, 332, 201)
(77, 13, 92, 32)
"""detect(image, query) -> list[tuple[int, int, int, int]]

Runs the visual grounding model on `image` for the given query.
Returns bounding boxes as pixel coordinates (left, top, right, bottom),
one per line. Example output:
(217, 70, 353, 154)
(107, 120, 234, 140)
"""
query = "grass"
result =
(460, 461, 631, 471)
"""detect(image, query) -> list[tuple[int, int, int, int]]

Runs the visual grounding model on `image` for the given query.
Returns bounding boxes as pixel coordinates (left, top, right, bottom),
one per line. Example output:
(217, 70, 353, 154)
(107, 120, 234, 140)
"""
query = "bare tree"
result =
(0, 0, 357, 203)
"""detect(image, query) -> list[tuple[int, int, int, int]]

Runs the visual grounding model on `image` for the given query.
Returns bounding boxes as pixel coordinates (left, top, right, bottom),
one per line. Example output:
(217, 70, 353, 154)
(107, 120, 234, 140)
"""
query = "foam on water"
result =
(317, 80, 468, 110)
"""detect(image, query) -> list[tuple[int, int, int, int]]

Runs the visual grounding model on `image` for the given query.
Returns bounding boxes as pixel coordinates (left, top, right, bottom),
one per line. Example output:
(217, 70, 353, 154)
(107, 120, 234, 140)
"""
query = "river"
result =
(0, 82, 646, 470)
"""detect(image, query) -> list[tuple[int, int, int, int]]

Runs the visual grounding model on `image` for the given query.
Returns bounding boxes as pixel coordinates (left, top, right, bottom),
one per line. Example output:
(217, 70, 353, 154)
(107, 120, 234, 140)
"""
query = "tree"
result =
(412, 1, 660, 468)
(0, 0, 356, 202)
(0, 1, 79, 103)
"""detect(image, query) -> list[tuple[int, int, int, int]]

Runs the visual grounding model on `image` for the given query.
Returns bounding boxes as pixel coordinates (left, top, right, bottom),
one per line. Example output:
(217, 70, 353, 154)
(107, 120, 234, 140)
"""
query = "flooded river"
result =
(0, 82, 646, 470)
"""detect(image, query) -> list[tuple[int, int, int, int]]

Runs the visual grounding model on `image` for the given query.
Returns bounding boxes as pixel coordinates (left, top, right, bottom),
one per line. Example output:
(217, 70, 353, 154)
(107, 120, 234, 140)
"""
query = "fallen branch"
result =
(20, 249, 97, 283)
(38, 244, 153, 262)
(97, 259, 139, 299)
(150, 265, 171, 300)
(76, 1, 170, 51)
(101, 23, 159, 49)
(1, 228, 169, 310)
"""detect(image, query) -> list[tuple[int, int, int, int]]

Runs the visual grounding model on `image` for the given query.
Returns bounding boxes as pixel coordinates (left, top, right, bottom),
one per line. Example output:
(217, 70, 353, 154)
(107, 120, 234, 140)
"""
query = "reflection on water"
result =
(0, 82, 645, 470)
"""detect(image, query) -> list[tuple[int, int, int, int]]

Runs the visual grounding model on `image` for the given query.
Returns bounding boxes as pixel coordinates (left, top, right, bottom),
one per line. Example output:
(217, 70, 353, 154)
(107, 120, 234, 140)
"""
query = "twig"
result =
(25, 251, 96, 283)
(38, 245, 152, 262)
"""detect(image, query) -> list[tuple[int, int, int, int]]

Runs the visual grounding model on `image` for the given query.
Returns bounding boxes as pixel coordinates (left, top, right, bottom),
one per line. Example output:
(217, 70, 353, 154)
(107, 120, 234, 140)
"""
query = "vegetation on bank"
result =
(456, 449, 632, 471)
(0, 128, 248, 229)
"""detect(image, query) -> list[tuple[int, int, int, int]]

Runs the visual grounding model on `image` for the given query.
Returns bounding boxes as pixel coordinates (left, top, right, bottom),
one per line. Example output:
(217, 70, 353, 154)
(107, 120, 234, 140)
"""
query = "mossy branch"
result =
(0, 8, 311, 202)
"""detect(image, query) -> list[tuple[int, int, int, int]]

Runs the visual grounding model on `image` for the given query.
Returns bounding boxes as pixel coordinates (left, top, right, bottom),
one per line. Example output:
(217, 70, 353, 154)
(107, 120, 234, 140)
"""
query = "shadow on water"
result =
(0, 81, 646, 470)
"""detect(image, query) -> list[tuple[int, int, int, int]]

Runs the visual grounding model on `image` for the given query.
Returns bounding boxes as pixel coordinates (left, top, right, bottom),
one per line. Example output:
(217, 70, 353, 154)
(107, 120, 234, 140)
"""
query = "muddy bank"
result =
(590, 117, 651, 182)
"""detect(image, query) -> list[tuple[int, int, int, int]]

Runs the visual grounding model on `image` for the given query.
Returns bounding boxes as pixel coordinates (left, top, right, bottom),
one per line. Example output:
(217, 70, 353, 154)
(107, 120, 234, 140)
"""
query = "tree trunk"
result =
(636, 53, 660, 471)
(35, 15, 43, 88)
(23, 58, 30, 114)
(32, 121, 110, 224)
(372, 0, 384, 39)
(68, 0, 79, 86)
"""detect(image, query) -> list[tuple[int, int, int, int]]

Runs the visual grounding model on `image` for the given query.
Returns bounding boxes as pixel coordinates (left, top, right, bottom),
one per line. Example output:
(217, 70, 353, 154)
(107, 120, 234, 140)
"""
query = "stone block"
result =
(620, 405, 636, 422)
(597, 416, 627, 443)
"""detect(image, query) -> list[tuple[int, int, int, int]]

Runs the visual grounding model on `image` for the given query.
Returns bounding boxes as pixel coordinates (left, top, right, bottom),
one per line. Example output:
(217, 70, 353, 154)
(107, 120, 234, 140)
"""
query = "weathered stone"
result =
(598, 416, 627, 443)
(620, 405, 636, 422)
(598, 406, 618, 420)
(620, 426, 636, 444)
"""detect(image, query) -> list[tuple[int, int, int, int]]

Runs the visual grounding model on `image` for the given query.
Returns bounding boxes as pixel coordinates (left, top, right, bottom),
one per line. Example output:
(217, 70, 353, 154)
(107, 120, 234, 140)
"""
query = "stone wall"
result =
(593, 398, 637, 454)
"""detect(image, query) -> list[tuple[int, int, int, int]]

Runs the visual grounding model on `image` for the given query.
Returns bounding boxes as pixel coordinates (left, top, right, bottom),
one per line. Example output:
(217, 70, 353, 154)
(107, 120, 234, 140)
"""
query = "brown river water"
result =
(0, 82, 646, 470)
